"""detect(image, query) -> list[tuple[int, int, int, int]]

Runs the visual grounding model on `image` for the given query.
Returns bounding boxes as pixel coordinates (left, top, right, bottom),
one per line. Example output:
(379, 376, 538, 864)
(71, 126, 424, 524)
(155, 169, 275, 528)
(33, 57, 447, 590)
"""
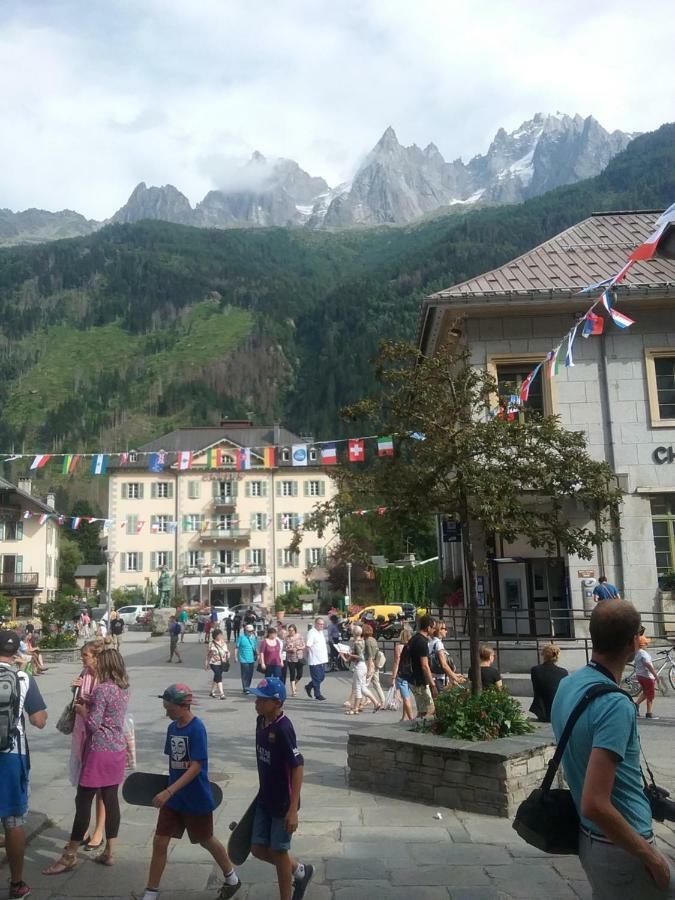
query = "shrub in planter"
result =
(422, 685, 534, 742)
(39, 632, 78, 650)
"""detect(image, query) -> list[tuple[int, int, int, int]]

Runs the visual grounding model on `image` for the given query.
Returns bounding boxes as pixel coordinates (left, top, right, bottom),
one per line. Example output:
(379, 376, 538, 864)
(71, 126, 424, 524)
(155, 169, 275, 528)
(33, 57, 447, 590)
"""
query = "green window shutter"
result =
(231, 480, 238, 497)
(210, 550, 217, 564)
(245, 549, 251, 565)
(260, 549, 266, 566)
(234, 549, 240, 565)
(245, 482, 251, 497)
(139, 484, 145, 500)
(126, 515, 132, 535)
(16, 555, 23, 574)
(303, 481, 309, 497)
(17, 522, 23, 540)
(167, 482, 174, 499)
(167, 551, 173, 570)
(260, 481, 267, 497)
(305, 549, 310, 567)
(276, 513, 281, 530)
(151, 515, 157, 530)
(277, 549, 283, 568)
(120, 555, 127, 572)
(212, 481, 219, 497)
(121, 483, 128, 499)
(276, 481, 282, 497)
(138, 552, 143, 570)
(262, 513, 268, 530)
(179, 552, 186, 569)
(151, 483, 157, 499)
(0, 523, 4, 540)
(293, 482, 298, 497)
(320, 481, 326, 497)
(150, 552, 156, 570)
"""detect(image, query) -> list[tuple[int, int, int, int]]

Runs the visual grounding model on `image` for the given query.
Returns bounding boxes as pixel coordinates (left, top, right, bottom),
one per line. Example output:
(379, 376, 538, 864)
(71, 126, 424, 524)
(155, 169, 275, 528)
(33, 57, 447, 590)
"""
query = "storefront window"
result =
(650, 495, 675, 579)
(15, 598, 34, 617)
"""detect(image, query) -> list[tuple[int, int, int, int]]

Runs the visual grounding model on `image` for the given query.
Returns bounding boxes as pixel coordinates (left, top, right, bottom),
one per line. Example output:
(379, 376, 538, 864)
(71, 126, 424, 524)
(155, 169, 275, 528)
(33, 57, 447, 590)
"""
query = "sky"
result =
(1, 0, 673, 220)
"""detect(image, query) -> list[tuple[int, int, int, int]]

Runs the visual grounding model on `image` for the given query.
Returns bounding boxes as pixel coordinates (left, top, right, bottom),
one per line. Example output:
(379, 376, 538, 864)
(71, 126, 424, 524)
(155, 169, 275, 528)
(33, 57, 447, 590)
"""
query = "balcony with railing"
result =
(0, 571, 40, 590)
(180, 564, 268, 586)
(212, 495, 237, 508)
(198, 528, 251, 542)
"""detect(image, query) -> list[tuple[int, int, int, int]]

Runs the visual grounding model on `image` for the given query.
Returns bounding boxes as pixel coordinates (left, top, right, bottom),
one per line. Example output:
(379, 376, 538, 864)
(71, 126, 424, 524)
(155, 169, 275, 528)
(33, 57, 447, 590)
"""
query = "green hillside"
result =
(0, 123, 674, 459)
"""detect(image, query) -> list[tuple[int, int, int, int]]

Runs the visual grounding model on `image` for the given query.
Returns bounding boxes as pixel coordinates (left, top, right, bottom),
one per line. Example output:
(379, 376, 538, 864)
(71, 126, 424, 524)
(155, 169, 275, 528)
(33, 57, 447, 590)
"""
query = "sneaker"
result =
(315, 695, 327, 701)
(9, 882, 31, 899)
(292, 864, 314, 900)
(304, 684, 313, 699)
(217, 879, 241, 899)
(646, 713, 660, 719)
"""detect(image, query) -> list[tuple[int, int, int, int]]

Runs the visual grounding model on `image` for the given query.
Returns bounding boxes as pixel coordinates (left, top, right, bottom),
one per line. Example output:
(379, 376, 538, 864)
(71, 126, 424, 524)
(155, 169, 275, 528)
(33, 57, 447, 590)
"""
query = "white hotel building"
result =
(106, 422, 337, 609)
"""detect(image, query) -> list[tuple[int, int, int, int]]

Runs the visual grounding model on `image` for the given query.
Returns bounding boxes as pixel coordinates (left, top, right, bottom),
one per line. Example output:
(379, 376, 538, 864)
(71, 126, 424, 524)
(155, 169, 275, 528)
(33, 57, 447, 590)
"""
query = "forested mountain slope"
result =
(0, 124, 673, 458)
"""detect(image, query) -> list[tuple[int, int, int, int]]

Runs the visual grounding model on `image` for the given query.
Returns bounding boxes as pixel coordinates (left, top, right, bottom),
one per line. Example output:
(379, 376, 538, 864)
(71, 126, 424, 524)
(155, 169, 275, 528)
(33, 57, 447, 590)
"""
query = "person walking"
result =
(178, 607, 190, 643)
(529, 643, 568, 723)
(343, 625, 381, 714)
(362, 624, 386, 708)
(407, 615, 438, 719)
(390, 625, 414, 721)
(248, 677, 313, 900)
(258, 627, 284, 680)
(551, 600, 674, 898)
(304, 618, 328, 701)
(166, 616, 183, 664)
(593, 575, 621, 602)
(232, 611, 242, 642)
(70, 639, 107, 850)
(284, 625, 305, 697)
(634, 634, 659, 719)
(196, 611, 206, 643)
(0, 629, 48, 899)
(235, 624, 257, 694)
(204, 628, 229, 700)
(110, 612, 124, 652)
(225, 613, 233, 644)
(131, 683, 241, 900)
(44, 648, 129, 874)
(429, 621, 464, 693)
(278, 625, 288, 685)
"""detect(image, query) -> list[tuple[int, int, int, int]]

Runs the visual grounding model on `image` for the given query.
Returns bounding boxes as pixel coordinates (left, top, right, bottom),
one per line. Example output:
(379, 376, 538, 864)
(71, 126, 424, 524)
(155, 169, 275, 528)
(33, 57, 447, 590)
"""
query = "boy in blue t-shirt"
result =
(248, 677, 313, 900)
(132, 684, 240, 900)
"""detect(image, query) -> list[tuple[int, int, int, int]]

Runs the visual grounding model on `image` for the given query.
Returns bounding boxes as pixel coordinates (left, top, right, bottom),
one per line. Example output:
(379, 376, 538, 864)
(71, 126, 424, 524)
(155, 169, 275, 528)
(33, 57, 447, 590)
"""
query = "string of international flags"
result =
(2, 434, 397, 475)
(496, 203, 675, 418)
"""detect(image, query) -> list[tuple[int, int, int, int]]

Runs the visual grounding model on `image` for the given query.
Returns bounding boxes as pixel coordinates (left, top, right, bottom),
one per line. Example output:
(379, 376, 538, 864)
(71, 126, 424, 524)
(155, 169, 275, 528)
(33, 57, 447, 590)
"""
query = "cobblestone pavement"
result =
(3, 630, 675, 899)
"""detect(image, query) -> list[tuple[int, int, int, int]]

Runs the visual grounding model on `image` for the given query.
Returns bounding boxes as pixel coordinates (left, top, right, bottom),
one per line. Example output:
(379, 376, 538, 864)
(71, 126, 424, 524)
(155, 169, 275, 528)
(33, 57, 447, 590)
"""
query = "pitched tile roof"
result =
(427, 211, 675, 301)
(0, 475, 58, 514)
(137, 425, 302, 453)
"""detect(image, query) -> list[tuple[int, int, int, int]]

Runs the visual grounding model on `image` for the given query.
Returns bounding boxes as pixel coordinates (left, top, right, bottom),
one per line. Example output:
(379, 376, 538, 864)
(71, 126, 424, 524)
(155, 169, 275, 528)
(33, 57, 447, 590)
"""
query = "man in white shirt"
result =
(304, 618, 328, 701)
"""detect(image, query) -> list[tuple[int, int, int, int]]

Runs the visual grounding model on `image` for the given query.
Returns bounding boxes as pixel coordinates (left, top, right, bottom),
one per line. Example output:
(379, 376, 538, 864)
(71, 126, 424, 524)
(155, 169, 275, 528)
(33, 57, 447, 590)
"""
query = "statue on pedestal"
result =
(157, 567, 172, 608)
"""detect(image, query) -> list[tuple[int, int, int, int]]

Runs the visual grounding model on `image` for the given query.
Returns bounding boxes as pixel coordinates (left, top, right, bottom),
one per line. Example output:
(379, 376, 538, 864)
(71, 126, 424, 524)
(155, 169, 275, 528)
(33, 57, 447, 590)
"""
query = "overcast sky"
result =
(1, 0, 673, 219)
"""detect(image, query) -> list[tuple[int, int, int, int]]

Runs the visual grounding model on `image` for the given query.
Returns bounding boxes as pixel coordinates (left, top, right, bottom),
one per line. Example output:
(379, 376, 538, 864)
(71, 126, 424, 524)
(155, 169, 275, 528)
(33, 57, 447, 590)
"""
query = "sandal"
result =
(43, 850, 77, 875)
(93, 851, 114, 866)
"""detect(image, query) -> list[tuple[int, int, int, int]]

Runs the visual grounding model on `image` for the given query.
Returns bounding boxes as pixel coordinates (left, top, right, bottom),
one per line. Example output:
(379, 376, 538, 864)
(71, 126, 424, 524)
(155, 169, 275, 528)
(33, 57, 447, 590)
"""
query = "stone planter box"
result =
(39, 646, 81, 664)
(348, 724, 555, 818)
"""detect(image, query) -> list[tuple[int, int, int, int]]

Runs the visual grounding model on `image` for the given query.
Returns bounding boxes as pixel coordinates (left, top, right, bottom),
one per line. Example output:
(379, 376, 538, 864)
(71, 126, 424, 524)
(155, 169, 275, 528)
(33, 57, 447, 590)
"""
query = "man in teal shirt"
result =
(235, 624, 257, 694)
(552, 601, 673, 897)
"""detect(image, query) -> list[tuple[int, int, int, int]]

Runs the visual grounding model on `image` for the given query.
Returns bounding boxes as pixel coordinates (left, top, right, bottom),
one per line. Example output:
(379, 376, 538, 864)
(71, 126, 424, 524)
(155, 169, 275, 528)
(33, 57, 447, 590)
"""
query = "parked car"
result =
(116, 604, 155, 625)
(347, 604, 405, 624)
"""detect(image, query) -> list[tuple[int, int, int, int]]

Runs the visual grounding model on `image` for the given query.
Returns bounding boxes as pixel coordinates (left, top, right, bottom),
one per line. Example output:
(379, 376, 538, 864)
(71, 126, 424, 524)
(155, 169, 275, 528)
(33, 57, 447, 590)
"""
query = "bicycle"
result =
(622, 646, 675, 697)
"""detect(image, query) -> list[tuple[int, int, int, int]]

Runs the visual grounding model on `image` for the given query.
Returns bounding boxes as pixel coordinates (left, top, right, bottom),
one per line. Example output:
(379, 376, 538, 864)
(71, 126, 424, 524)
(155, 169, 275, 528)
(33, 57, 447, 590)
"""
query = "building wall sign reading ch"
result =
(654, 446, 675, 465)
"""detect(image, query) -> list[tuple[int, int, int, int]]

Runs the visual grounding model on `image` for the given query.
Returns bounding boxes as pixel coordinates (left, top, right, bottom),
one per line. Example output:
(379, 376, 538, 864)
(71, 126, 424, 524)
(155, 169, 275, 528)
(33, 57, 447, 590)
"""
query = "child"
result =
(166, 616, 183, 664)
(248, 677, 313, 900)
(132, 684, 240, 900)
(634, 635, 659, 719)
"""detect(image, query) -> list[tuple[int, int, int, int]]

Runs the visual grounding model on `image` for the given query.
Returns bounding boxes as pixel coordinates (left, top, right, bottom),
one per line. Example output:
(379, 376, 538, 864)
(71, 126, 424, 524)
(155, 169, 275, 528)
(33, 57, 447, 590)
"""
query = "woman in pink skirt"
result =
(44, 648, 129, 874)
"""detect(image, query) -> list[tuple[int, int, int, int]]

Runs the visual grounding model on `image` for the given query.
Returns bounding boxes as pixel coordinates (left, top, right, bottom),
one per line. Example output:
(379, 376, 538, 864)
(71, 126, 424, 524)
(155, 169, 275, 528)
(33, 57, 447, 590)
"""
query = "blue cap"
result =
(248, 677, 286, 701)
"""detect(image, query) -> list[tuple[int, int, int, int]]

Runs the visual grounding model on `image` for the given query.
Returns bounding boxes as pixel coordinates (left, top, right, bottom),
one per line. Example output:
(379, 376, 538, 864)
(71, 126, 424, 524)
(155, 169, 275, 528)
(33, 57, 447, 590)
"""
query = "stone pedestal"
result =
(152, 607, 176, 636)
(348, 724, 556, 818)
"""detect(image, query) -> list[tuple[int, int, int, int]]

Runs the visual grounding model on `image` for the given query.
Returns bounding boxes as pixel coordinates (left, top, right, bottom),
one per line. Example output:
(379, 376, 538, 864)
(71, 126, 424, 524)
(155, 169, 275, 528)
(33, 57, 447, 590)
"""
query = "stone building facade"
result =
(419, 210, 675, 638)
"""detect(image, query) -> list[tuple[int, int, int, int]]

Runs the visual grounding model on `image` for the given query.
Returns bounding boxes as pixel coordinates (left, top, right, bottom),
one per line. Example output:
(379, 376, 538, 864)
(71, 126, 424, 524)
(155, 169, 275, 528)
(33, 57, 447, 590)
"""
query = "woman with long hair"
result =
(204, 627, 229, 699)
(390, 625, 414, 721)
(284, 624, 306, 696)
(44, 648, 129, 874)
(362, 623, 386, 708)
(69, 639, 107, 850)
(343, 624, 382, 714)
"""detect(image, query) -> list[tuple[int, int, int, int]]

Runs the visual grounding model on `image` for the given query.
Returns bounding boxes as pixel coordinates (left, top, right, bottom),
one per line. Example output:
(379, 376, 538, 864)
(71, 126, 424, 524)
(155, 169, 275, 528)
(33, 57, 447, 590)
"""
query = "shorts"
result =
(396, 676, 411, 700)
(638, 676, 656, 701)
(170, 637, 178, 650)
(251, 801, 292, 852)
(155, 806, 213, 843)
(411, 683, 433, 715)
(2, 814, 28, 830)
(210, 664, 224, 683)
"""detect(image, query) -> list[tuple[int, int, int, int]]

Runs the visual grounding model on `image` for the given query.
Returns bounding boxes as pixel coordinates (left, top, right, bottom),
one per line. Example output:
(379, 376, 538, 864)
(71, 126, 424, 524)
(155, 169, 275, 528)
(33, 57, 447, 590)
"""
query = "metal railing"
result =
(198, 528, 250, 540)
(0, 572, 39, 587)
(181, 565, 266, 578)
(212, 495, 237, 507)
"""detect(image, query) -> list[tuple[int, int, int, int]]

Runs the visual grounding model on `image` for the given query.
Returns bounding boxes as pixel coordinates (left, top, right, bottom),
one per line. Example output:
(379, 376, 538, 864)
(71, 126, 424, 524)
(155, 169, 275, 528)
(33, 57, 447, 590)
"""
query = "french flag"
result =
(601, 291, 635, 329)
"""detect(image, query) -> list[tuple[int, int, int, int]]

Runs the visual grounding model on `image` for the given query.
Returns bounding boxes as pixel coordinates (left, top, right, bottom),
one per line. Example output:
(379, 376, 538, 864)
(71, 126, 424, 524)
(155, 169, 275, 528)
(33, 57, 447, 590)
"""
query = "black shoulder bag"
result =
(513, 682, 625, 855)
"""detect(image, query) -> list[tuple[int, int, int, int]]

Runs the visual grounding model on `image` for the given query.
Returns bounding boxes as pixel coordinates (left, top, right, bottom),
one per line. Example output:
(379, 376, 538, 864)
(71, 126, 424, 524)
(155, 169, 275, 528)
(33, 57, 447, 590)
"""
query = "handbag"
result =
(513, 682, 625, 855)
(124, 714, 137, 770)
(56, 684, 80, 735)
(384, 686, 400, 711)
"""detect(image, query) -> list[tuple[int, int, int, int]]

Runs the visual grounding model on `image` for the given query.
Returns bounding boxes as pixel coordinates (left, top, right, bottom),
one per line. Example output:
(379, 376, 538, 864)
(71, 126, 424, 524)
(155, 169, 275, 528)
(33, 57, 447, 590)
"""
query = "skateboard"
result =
(122, 771, 224, 808)
(227, 796, 258, 865)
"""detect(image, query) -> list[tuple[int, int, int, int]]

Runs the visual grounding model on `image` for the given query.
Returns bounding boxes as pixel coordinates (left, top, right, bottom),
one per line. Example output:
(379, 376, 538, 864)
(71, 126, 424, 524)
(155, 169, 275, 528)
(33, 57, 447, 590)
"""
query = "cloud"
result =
(0, 0, 672, 219)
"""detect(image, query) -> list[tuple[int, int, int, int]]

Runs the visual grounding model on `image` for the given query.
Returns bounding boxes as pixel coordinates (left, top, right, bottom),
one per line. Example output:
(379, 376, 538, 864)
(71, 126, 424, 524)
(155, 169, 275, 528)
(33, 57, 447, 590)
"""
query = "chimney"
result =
(219, 418, 253, 429)
(46, 491, 56, 509)
(17, 476, 32, 495)
(273, 422, 282, 445)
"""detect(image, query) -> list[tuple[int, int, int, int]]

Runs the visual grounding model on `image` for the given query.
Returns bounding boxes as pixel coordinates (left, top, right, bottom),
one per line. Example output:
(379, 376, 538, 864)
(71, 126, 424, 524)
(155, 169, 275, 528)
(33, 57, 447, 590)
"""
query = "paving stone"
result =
(342, 841, 416, 867)
(341, 825, 449, 843)
(299, 806, 362, 824)
(411, 843, 512, 866)
(334, 883, 450, 900)
(448, 890, 507, 900)
(391, 865, 490, 886)
(325, 858, 389, 880)
(552, 857, 587, 880)
(487, 862, 578, 898)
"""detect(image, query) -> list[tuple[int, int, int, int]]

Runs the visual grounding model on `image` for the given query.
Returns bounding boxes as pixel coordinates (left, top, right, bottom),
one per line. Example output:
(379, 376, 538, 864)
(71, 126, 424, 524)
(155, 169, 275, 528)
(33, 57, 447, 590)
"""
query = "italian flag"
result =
(377, 436, 394, 457)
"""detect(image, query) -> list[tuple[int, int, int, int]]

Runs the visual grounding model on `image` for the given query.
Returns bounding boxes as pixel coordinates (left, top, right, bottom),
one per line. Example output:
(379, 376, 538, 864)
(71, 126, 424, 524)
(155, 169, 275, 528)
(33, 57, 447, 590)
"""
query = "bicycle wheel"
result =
(622, 671, 640, 697)
(657, 675, 669, 697)
(668, 665, 675, 692)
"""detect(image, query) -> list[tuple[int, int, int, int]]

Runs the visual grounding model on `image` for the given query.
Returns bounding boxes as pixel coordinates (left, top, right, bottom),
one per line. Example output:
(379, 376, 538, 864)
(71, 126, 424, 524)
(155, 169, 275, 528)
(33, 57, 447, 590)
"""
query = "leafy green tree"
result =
(58, 536, 84, 592)
(39, 593, 80, 631)
(306, 339, 622, 694)
(0, 594, 11, 622)
(70, 500, 104, 565)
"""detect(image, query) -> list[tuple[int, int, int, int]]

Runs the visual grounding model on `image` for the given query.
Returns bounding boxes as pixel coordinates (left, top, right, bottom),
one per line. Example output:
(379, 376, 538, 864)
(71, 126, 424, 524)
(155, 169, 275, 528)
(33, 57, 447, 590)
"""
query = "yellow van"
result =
(347, 604, 404, 624)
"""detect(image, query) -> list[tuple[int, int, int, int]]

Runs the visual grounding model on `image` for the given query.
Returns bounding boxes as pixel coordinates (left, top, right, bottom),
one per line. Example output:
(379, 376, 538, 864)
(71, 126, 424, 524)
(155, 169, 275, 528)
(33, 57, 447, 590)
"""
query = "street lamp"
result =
(346, 561, 352, 613)
(104, 550, 116, 624)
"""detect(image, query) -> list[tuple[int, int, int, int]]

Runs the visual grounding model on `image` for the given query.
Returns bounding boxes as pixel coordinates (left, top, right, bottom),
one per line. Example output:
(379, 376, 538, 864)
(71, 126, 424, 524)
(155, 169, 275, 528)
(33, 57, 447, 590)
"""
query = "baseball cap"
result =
(248, 677, 286, 702)
(158, 683, 194, 705)
(245, 624, 255, 631)
(0, 630, 20, 655)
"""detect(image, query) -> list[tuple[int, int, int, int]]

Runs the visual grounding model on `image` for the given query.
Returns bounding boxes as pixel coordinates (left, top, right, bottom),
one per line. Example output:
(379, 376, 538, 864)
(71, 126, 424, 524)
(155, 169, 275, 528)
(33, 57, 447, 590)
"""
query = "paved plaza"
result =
(4, 629, 675, 900)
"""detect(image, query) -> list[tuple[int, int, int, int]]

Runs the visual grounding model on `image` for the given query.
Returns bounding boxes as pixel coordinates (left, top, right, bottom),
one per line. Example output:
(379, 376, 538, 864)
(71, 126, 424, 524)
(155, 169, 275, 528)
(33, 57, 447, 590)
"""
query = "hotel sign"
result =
(654, 446, 675, 465)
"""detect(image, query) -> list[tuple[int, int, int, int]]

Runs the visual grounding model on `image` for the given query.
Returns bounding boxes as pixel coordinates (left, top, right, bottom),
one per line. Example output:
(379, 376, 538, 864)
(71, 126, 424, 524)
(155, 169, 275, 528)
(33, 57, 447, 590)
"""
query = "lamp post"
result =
(346, 561, 352, 614)
(104, 550, 115, 625)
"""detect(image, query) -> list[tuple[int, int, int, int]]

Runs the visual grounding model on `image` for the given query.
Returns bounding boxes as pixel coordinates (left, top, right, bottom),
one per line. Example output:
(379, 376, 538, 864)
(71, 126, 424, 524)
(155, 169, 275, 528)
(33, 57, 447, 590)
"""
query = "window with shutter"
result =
(150, 552, 156, 569)
(16, 522, 23, 540)
(120, 555, 127, 572)
(234, 549, 240, 564)
(138, 552, 143, 570)
(277, 549, 283, 567)
(212, 481, 219, 497)
(167, 482, 174, 498)
(167, 551, 173, 569)
(16, 556, 23, 574)
(245, 482, 251, 497)
(139, 484, 144, 500)
(151, 483, 157, 499)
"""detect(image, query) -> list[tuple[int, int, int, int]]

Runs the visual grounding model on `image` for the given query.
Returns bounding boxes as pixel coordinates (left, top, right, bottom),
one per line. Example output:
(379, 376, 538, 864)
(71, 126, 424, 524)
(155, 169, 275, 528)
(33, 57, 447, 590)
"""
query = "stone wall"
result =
(348, 724, 556, 818)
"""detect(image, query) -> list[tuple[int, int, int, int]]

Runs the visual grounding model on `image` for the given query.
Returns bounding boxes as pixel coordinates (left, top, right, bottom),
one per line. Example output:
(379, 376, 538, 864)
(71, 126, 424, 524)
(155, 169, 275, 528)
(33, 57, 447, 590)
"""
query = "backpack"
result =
(0, 667, 22, 753)
(111, 619, 124, 635)
(374, 650, 386, 670)
(397, 640, 413, 682)
(429, 639, 445, 675)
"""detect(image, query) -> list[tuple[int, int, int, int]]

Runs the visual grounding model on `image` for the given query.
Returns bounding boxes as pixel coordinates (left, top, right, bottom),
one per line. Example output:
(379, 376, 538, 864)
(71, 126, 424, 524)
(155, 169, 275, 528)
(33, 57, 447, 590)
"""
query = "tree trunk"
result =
(459, 486, 481, 696)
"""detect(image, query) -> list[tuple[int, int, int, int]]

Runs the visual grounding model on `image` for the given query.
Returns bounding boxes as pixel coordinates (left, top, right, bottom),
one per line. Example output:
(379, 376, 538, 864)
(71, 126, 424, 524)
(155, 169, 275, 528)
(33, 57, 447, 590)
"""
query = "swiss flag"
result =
(348, 439, 365, 462)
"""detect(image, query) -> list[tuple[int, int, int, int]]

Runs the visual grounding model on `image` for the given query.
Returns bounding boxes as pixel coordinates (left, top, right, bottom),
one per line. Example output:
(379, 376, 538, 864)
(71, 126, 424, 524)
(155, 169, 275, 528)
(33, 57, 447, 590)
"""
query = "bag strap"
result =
(541, 682, 627, 793)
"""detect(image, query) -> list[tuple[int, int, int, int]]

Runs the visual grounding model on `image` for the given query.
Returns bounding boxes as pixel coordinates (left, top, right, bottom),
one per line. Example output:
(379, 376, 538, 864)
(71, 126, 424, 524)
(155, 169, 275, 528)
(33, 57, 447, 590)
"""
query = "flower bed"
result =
(420, 685, 534, 741)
